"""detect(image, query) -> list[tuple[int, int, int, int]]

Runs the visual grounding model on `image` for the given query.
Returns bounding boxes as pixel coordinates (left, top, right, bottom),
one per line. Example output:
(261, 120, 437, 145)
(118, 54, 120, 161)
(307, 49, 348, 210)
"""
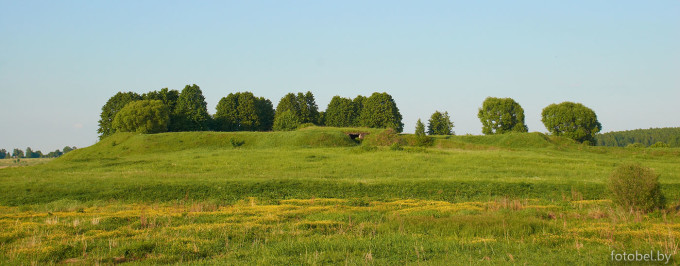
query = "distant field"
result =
(0, 158, 52, 168)
(1, 127, 679, 264)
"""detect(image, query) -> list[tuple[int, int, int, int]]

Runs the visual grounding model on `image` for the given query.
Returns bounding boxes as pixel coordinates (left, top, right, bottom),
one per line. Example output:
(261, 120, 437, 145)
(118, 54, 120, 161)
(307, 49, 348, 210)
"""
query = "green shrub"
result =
(273, 110, 301, 131)
(113, 100, 170, 134)
(364, 128, 406, 146)
(649, 142, 670, 148)
(608, 162, 664, 212)
(626, 143, 645, 148)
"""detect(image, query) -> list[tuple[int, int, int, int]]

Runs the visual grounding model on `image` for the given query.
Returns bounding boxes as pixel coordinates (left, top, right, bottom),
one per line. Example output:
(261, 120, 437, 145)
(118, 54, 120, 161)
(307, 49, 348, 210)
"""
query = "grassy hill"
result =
(2, 127, 680, 264)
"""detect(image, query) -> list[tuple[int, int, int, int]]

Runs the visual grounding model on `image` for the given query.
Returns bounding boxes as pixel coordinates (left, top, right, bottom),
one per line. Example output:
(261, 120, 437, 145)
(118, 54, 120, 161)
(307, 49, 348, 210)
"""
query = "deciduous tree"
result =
(477, 97, 528, 135)
(171, 84, 211, 131)
(98, 92, 142, 139)
(112, 100, 170, 134)
(427, 111, 454, 135)
(358, 92, 404, 132)
(324, 96, 358, 127)
(273, 110, 300, 131)
(541, 102, 601, 144)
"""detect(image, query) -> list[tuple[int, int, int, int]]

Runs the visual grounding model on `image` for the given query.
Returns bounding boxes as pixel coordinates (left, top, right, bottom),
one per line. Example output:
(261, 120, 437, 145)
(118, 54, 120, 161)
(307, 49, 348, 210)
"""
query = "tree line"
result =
(0, 146, 76, 159)
(98, 84, 605, 145)
(596, 127, 680, 147)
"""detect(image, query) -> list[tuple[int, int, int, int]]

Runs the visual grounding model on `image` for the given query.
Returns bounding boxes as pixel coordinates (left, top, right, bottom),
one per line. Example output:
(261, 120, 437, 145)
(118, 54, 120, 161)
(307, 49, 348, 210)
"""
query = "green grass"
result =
(1, 127, 680, 264)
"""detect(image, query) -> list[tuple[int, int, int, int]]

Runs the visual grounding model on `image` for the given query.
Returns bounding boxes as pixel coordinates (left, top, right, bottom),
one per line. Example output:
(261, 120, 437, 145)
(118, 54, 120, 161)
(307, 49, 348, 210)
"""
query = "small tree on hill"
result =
(215, 92, 275, 131)
(477, 97, 528, 135)
(358, 92, 404, 132)
(275, 91, 320, 126)
(324, 96, 358, 127)
(427, 111, 454, 135)
(541, 102, 601, 144)
(98, 92, 142, 139)
(113, 100, 170, 134)
(171, 84, 211, 131)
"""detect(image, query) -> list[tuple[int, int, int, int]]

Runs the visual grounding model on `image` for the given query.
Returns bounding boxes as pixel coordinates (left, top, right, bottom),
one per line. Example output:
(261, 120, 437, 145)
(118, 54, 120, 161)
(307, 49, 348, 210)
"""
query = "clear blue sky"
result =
(1, 1, 678, 152)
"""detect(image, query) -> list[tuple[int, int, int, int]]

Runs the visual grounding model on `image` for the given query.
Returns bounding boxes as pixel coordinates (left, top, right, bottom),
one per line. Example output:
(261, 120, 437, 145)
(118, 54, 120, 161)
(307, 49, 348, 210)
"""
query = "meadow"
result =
(1, 127, 680, 264)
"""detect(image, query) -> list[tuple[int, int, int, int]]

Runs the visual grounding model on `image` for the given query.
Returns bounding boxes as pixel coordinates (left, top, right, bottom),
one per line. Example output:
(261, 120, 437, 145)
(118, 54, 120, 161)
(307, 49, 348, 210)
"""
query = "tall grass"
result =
(1, 127, 680, 263)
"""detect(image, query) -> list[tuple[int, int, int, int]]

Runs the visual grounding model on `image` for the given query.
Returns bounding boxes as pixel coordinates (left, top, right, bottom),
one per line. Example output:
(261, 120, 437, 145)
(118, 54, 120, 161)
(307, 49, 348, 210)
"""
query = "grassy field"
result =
(1, 127, 679, 264)
(0, 158, 53, 169)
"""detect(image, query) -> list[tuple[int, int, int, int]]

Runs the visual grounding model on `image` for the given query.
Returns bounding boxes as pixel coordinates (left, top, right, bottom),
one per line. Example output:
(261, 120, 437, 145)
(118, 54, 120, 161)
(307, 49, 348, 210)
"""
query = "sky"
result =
(1, 1, 678, 152)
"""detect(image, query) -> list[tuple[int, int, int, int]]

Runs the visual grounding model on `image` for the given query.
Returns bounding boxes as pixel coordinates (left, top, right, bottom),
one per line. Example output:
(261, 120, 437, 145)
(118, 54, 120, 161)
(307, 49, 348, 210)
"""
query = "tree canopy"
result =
(324, 96, 360, 127)
(112, 100, 170, 134)
(171, 84, 211, 131)
(427, 111, 454, 135)
(214, 92, 274, 131)
(477, 97, 528, 135)
(358, 92, 404, 132)
(97, 92, 142, 139)
(541, 102, 601, 144)
(275, 92, 319, 125)
(272, 110, 300, 131)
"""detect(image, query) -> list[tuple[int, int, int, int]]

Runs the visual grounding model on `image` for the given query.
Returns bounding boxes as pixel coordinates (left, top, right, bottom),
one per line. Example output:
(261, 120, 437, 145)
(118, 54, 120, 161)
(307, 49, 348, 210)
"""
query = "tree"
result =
(324, 96, 358, 127)
(254, 97, 275, 131)
(143, 88, 180, 113)
(541, 102, 601, 144)
(477, 97, 528, 135)
(98, 92, 142, 139)
(214, 92, 274, 131)
(427, 111, 454, 135)
(171, 84, 211, 131)
(112, 100, 170, 134)
(273, 110, 300, 131)
(358, 92, 404, 132)
(12, 148, 24, 158)
(46, 149, 63, 158)
(352, 95, 366, 126)
(25, 147, 41, 158)
(214, 92, 240, 131)
(275, 91, 320, 127)
(415, 119, 426, 136)
(300, 91, 320, 124)
(0, 149, 7, 159)
(63, 146, 76, 154)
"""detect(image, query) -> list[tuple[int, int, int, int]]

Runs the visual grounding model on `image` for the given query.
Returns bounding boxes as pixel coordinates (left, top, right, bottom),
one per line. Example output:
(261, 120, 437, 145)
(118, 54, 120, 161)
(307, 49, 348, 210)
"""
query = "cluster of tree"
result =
(0, 146, 76, 159)
(414, 111, 455, 136)
(320, 92, 403, 132)
(595, 127, 680, 147)
(99, 86, 407, 137)
(98, 85, 214, 138)
(475, 97, 601, 145)
(99, 85, 608, 145)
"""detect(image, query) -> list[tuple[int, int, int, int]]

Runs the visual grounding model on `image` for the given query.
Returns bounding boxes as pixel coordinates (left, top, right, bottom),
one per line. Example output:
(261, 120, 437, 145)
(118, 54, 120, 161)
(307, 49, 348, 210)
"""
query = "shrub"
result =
(626, 143, 645, 148)
(649, 142, 670, 148)
(273, 110, 300, 131)
(608, 162, 664, 212)
(112, 100, 170, 134)
(364, 128, 406, 146)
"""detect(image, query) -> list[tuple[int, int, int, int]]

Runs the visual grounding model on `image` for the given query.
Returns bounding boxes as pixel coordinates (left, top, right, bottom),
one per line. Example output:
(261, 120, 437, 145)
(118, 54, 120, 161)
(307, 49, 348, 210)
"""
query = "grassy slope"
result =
(2, 127, 680, 264)
(2, 128, 679, 206)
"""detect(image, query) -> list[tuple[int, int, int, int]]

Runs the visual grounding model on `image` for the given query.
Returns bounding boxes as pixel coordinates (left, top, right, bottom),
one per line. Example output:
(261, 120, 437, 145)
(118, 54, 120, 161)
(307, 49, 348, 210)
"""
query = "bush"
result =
(608, 162, 664, 212)
(626, 143, 645, 148)
(273, 110, 301, 131)
(649, 142, 670, 148)
(112, 100, 170, 134)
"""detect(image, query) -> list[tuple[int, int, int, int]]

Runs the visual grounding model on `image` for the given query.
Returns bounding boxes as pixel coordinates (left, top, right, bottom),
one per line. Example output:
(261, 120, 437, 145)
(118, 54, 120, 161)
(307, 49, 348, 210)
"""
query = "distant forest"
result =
(595, 127, 680, 147)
